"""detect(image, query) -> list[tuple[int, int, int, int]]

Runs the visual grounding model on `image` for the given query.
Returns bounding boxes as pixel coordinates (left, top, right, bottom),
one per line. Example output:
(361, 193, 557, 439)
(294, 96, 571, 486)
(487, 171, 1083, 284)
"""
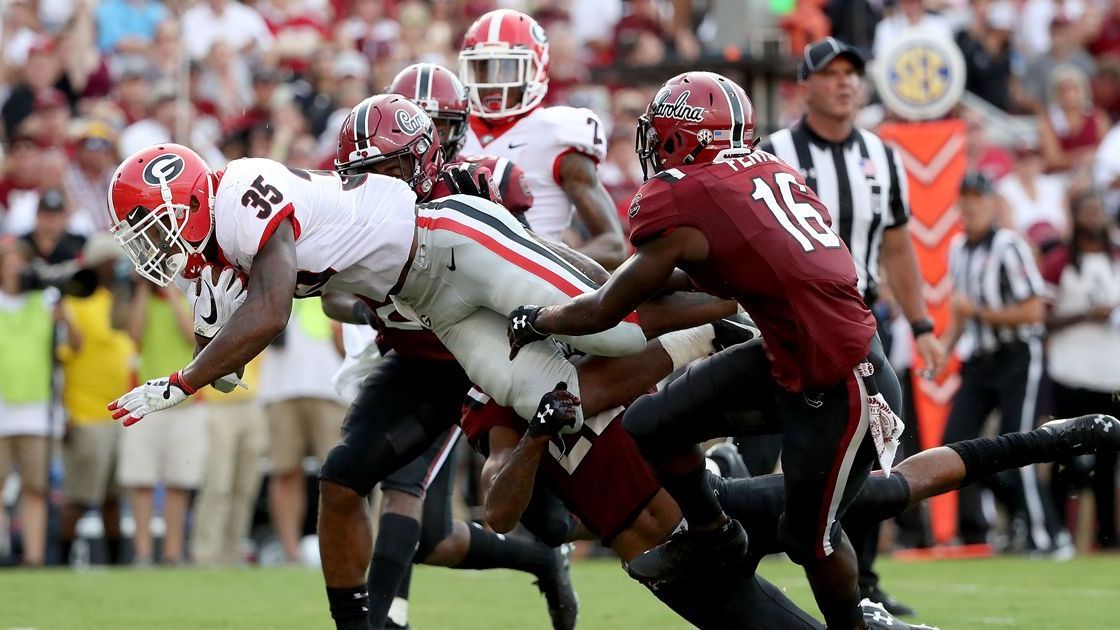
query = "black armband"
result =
(910, 318, 934, 337)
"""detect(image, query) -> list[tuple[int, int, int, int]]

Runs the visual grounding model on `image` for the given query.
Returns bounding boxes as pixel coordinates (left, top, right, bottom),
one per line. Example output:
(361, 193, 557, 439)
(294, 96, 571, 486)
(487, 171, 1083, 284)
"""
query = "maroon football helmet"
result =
(636, 72, 756, 179)
(335, 94, 442, 197)
(388, 63, 470, 162)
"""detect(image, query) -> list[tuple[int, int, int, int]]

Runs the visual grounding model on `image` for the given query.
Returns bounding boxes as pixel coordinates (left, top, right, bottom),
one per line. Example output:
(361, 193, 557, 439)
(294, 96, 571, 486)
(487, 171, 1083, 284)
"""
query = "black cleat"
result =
(705, 442, 751, 479)
(711, 314, 761, 352)
(535, 543, 579, 630)
(862, 586, 916, 617)
(626, 518, 749, 584)
(1041, 414, 1120, 457)
(862, 599, 939, 629)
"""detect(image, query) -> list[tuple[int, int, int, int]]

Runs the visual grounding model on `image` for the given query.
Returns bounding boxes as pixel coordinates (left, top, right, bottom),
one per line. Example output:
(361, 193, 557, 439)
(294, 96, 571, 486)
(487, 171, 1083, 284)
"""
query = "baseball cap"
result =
(799, 37, 866, 80)
(38, 188, 67, 212)
(959, 172, 994, 195)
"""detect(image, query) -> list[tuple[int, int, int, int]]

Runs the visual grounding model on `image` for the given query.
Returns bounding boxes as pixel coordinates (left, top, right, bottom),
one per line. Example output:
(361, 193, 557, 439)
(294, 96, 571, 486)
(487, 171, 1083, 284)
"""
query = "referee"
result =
(756, 37, 945, 616)
(942, 172, 1065, 555)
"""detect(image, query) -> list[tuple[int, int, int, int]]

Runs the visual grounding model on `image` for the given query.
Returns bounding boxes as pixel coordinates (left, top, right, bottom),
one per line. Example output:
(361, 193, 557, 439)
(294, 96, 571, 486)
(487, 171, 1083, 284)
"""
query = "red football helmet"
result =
(107, 144, 217, 286)
(459, 9, 550, 119)
(636, 72, 756, 180)
(388, 63, 470, 162)
(335, 94, 442, 198)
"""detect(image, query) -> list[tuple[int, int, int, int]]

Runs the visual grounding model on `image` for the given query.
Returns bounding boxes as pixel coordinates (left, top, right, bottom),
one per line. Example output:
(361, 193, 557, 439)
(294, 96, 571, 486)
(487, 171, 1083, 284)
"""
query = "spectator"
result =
(963, 110, 1014, 180)
(56, 234, 133, 565)
(1021, 17, 1096, 111)
(117, 83, 182, 157)
(94, 0, 168, 54)
(258, 298, 345, 563)
(956, 0, 1015, 112)
(191, 359, 266, 567)
(149, 20, 185, 84)
(26, 88, 73, 151)
(53, 9, 112, 101)
(1, 37, 73, 140)
(0, 237, 56, 566)
(63, 121, 117, 235)
(116, 281, 207, 565)
(112, 58, 155, 125)
(1020, 0, 1090, 58)
(1038, 65, 1110, 174)
(995, 144, 1069, 239)
(827, 0, 883, 52)
(0, 136, 44, 236)
(336, 0, 400, 59)
(2, 0, 42, 68)
(181, 0, 274, 61)
(1090, 116, 1120, 216)
(873, 0, 954, 60)
(1089, 0, 1120, 59)
(20, 189, 85, 264)
(260, 0, 331, 74)
(1041, 190, 1120, 549)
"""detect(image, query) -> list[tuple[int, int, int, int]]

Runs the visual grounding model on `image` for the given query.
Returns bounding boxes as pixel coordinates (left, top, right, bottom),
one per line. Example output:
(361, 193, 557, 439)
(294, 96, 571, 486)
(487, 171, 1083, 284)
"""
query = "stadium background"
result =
(1, 0, 1120, 627)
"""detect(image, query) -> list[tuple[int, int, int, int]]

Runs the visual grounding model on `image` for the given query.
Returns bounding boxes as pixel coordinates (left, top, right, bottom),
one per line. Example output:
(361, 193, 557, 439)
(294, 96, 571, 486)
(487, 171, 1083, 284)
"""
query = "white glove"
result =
(109, 372, 196, 426)
(190, 265, 248, 338)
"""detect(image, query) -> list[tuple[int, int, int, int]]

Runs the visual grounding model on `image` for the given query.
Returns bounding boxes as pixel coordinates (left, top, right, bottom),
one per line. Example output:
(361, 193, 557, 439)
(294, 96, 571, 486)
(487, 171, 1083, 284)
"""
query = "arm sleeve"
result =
(496, 160, 534, 215)
(883, 145, 911, 228)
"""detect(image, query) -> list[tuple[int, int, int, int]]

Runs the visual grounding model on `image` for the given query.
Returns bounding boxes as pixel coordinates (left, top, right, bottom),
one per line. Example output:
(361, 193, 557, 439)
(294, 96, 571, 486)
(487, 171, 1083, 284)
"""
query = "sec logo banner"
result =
(873, 32, 965, 121)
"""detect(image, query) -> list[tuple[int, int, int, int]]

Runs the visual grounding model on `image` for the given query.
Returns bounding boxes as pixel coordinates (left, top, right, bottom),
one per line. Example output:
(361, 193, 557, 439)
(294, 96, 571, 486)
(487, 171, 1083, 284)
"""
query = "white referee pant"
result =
(394, 195, 646, 423)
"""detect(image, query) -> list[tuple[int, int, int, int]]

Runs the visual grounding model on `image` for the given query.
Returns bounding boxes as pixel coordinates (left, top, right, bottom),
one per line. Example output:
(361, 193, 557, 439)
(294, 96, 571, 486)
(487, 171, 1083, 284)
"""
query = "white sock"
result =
(657, 325, 716, 372)
(388, 597, 409, 626)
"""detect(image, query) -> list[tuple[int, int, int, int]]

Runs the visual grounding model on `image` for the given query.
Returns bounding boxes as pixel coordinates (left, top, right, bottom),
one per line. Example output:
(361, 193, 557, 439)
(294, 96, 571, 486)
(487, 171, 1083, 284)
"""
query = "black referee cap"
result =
(799, 37, 866, 80)
(959, 172, 994, 195)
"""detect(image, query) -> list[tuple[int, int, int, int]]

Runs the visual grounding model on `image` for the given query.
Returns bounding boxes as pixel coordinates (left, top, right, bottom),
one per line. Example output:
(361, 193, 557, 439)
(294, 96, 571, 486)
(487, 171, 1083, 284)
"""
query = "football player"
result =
(464, 339, 1120, 628)
(104, 109, 736, 626)
(459, 9, 627, 268)
(317, 71, 571, 630)
(506, 72, 904, 629)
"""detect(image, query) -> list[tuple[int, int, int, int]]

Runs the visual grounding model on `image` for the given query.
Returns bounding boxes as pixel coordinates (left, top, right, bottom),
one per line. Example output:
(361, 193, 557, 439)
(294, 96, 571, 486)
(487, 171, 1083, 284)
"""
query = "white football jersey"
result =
(213, 158, 417, 301)
(462, 106, 607, 241)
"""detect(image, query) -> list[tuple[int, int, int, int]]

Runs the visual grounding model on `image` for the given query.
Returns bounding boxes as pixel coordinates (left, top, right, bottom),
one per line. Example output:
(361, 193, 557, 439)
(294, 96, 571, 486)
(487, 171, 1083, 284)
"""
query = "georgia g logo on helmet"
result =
(141, 153, 187, 186)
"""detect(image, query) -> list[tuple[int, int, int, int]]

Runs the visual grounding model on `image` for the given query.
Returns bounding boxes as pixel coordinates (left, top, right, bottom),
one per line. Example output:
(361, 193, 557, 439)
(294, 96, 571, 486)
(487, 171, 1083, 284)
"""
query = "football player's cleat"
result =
(626, 518, 749, 584)
(862, 586, 916, 617)
(534, 543, 579, 630)
(861, 599, 939, 629)
(1041, 414, 1120, 457)
(710, 313, 761, 353)
(705, 442, 751, 479)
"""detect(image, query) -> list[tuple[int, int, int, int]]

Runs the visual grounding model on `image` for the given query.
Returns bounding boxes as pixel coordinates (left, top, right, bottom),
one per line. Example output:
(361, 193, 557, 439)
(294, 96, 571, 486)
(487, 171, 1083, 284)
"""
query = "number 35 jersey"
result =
(627, 152, 876, 393)
(213, 158, 417, 301)
(462, 106, 606, 241)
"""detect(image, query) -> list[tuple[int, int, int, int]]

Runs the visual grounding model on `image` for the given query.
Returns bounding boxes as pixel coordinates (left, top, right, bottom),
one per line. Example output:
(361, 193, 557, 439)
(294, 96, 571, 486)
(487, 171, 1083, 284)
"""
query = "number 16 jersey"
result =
(213, 158, 418, 301)
(626, 151, 876, 393)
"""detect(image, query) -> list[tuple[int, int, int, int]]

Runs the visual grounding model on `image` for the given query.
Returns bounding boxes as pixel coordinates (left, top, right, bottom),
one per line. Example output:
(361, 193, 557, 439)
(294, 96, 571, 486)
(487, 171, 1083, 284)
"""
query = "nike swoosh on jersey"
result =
(508, 142, 527, 149)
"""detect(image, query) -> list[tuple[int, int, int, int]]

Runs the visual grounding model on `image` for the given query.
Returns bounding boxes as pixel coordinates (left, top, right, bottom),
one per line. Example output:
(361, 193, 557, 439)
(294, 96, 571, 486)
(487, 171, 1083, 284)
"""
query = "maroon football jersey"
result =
(461, 395, 662, 544)
(372, 156, 534, 361)
(628, 152, 875, 392)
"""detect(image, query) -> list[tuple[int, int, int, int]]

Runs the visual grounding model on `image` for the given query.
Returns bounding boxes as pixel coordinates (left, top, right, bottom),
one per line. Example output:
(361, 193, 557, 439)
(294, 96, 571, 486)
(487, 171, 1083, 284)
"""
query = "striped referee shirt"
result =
(759, 118, 910, 301)
(948, 227, 1046, 357)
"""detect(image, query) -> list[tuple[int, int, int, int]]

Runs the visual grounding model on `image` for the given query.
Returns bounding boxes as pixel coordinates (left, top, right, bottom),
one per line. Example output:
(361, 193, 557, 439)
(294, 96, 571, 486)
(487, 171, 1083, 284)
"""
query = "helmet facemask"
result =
(110, 173, 214, 287)
(460, 49, 545, 118)
(635, 115, 664, 181)
(430, 112, 468, 162)
(339, 132, 440, 199)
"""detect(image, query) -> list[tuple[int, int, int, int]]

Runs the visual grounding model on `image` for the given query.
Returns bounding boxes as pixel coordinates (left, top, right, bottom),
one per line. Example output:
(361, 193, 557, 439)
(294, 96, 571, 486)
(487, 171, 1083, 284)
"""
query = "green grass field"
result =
(1, 556, 1117, 628)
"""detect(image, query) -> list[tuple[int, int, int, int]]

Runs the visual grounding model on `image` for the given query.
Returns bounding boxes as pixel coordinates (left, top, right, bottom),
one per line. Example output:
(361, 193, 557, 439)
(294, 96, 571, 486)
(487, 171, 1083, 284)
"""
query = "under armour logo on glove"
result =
(507, 305, 549, 359)
(528, 383, 581, 438)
